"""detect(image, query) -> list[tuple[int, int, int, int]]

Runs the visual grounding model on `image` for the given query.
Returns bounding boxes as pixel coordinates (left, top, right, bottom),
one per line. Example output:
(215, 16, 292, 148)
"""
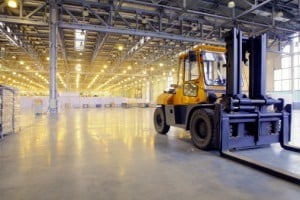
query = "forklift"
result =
(153, 28, 300, 184)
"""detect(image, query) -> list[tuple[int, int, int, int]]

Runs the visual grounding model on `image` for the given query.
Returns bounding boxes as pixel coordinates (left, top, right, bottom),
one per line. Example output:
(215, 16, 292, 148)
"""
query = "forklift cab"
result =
(171, 49, 227, 105)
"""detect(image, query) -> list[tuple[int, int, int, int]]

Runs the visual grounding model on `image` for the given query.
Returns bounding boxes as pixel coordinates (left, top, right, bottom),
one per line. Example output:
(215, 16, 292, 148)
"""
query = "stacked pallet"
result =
(0, 85, 19, 138)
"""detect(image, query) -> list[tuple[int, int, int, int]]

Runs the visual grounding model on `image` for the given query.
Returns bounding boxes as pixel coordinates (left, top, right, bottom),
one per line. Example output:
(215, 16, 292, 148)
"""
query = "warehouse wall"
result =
(150, 80, 166, 104)
(19, 95, 148, 113)
(150, 73, 177, 104)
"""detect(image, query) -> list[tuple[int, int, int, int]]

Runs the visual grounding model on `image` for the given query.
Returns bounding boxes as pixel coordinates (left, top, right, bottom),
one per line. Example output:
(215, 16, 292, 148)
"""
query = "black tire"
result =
(153, 107, 170, 134)
(189, 109, 215, 150)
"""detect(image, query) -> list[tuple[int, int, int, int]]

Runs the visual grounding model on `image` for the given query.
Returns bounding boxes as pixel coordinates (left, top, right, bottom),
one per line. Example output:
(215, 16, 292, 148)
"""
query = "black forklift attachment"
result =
(217, 28, 300, 184)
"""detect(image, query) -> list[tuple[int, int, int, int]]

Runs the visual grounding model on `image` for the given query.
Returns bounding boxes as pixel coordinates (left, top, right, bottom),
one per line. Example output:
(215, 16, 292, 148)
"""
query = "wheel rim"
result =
(194, 118, 207, 140)
(156, 114, 163, 127)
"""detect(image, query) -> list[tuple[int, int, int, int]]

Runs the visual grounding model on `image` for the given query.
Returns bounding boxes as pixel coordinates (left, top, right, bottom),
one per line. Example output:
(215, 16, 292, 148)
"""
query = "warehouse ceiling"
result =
(0, 0, 299, 95)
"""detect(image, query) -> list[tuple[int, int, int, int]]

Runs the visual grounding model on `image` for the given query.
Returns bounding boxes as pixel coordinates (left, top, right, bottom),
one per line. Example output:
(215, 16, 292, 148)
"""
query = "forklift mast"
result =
(221, 28, 276, 112)
(225, 28, 243, 97)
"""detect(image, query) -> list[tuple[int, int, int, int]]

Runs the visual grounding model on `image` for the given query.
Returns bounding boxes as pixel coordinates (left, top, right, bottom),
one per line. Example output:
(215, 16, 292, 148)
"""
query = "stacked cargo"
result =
(0, 85, 19, 138)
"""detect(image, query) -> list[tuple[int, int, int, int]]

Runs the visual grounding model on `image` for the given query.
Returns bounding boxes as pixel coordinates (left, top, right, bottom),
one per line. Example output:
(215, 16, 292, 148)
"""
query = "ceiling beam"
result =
(90, 33, 108, 66)
(87, 7, 108, 26)
(25, 2, 46, 18)
(0, 25, 44, 70)
(0, 15, 47, 26)
(57, 28, 69, 72)
(234, 0, 272, 20)
(58, 22, 225, 45)
(61, 5, 79, 23)
(121, 0, 297, 34)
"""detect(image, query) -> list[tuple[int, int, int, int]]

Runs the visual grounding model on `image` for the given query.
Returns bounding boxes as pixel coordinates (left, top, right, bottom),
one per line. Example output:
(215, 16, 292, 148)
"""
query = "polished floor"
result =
(0, 108, 300, 199)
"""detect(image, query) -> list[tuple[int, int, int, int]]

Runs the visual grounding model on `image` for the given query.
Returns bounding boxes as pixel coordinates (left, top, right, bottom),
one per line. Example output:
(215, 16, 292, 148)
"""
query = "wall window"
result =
(293, 54, 300, 66)
(281, 56, 291, 68)
(274, 34, 300, 92)
(294, 66, 300, 90)
(274, 52, 292, 91)
(294, 36, 300, 53)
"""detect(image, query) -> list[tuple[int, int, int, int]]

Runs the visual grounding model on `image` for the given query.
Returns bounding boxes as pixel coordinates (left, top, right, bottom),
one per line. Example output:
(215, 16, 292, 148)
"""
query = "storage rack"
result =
(0, 85, 20, 138)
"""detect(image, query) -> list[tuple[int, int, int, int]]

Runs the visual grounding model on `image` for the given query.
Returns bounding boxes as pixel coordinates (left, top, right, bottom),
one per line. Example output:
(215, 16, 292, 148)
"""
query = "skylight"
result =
(74, 29, 86, 51)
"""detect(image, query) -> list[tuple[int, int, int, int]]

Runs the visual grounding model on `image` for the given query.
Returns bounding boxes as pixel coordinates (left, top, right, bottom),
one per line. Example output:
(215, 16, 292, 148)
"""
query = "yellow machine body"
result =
(157, 45, 227, 106)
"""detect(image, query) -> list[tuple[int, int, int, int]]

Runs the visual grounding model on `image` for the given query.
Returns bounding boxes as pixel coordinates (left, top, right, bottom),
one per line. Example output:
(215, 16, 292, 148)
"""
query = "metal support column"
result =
(49, 1, 58, 113)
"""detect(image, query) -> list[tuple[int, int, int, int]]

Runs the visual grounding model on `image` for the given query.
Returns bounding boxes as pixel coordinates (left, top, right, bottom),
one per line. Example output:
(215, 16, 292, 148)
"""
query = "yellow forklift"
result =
(153, 28, 300, 184)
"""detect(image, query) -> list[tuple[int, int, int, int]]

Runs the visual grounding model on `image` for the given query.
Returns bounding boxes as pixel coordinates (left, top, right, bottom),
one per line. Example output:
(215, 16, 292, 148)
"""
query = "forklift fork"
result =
(215, 103, 300, 184)
(280, 104, 300, 153)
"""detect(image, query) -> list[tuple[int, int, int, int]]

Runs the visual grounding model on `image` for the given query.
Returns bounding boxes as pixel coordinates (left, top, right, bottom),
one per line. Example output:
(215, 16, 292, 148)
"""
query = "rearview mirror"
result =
(188, 51, 196, 62)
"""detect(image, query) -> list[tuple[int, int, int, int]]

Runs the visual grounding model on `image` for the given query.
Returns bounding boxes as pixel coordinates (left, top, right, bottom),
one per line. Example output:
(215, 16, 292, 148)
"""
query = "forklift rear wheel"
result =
(154, 107, 170, 134)
(190, 109, 214, 150)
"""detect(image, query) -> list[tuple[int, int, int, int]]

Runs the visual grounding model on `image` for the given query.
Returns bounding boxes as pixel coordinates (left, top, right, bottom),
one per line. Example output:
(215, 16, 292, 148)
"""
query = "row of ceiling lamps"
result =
(88, 65, 176, 90)
(76, 74, 80, 89)
(0, 73, 46, 90)
(87, 74, 100, 89)
(57, 73, 66, 89)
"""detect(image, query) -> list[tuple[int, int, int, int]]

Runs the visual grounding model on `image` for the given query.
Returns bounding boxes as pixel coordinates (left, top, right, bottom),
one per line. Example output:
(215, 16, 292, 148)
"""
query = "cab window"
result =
(183, 51, 199, 97)
(184, 51, 199, 81)
(178, 58, 184, 86)
(202, 52, 226, 86)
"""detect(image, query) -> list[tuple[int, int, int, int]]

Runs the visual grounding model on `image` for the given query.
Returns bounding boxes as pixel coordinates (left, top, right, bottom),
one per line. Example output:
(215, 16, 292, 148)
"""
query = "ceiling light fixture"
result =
(276, 11, 283, 17)
(227, 1, 235, 8)
(75, 64, 81, 72)
(141, 16, 147, 24)
(118, 45, 123, 51)
(7, 0, 17, 8)
(82, 9, 89, 17)
(191, 23, 198, 31)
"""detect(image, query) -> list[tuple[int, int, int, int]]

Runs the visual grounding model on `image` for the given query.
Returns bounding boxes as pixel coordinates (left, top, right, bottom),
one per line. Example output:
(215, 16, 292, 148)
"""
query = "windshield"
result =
(202, 52, 226, 86)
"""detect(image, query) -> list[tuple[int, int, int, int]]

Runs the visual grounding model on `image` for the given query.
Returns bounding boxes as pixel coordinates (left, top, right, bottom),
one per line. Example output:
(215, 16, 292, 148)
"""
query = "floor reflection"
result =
(0, 107, 299, 199)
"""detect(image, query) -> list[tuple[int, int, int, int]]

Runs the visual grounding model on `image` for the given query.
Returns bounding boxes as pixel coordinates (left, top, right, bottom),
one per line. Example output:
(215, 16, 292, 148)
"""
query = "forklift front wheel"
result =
(154, 107, 170, 134)
(190, 109, 214, 150)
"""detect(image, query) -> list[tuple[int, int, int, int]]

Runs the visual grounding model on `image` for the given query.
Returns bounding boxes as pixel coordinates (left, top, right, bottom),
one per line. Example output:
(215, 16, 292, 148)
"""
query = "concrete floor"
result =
(0, 108, 300, 199)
